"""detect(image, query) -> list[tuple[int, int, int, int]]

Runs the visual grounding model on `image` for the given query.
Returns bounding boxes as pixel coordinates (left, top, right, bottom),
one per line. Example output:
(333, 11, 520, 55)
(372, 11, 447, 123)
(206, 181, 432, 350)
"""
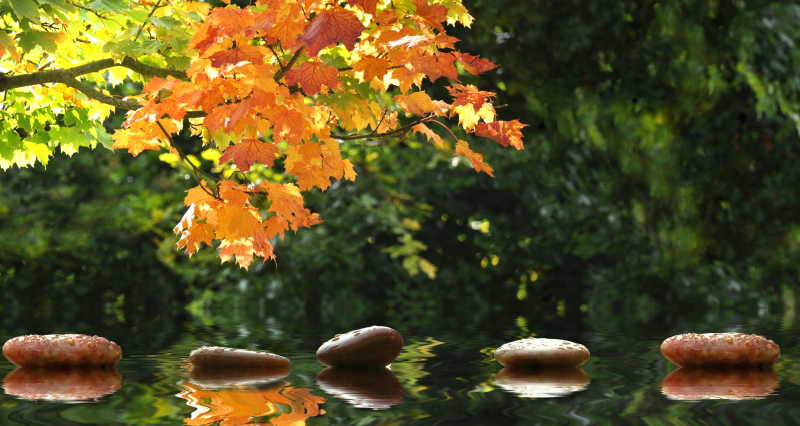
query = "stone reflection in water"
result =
(495, 367, 590, 398)
(316, 366, 404, 409)
(660, 367, 779, 401)
(3, 367, 122, 402)
(177, 378, 326, 425)
(189, 365, 290, 389)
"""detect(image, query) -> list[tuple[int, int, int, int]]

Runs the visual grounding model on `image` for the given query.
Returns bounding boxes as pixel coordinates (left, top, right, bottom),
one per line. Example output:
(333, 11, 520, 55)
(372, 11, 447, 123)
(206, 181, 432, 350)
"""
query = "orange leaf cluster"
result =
(112, 0, 526, 267)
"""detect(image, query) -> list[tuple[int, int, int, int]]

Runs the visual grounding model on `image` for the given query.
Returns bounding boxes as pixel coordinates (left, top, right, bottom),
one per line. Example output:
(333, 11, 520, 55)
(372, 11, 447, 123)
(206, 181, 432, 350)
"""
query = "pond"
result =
(1, 303, 798, 425)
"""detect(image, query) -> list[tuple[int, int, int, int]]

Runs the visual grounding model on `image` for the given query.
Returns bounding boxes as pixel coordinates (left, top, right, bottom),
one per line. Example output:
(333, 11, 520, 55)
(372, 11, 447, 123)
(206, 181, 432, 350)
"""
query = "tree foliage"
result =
(0, 0, 524, 268)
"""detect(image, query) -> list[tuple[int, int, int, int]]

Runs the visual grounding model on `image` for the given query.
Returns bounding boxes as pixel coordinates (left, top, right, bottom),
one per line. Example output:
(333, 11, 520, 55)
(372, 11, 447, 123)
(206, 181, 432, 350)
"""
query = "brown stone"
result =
(660, 333, 780, 367)
(188, 346, 291, 370)
(316, 326, 404, 367)
(494, 338, 590, 368)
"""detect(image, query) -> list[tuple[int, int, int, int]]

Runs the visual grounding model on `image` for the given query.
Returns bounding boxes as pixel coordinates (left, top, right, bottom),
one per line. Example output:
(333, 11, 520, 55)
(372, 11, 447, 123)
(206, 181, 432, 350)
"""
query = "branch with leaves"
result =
(0, 0, 526, 269)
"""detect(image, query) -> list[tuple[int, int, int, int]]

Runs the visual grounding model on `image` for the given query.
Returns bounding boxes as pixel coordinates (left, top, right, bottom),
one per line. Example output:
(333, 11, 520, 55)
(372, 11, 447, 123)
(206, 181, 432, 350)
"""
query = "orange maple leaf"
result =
(456, 52, 498, 75)
(177, 222, 215, 255)
(353, 55, 391, 82)
(299, 8, 365, 56)
(395, 92, 436, 116)
(184, 181, 217, 206)
(285, 60, 340, 96)
(475, 120, 527, 150)
(220, 138, 280, 171)
(455, 140, 493, 176)
(412, 123, 448, 150)
(348, 0, 378, 15)
(412, 0, 448, 31)
(448, 84, 495, 109)
(208, 45, 267, 68)
(411, 53, 458, 82)
(216, 204, 261, 240)
(218, 180, 251, 205)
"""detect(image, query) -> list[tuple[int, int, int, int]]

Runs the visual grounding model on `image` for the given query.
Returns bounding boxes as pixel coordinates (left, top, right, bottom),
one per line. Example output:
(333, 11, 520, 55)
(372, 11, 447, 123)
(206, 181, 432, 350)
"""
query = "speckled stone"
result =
(494, 338, 590, 368)
(3, 334, 121, 368)
(660, 332, 780, 367)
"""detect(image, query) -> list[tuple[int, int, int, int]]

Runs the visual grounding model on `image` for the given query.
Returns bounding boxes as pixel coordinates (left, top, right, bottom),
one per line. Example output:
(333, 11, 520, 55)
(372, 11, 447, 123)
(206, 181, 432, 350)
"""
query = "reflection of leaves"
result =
(177, 381, 326, 425)
(392, 337, 444, 398)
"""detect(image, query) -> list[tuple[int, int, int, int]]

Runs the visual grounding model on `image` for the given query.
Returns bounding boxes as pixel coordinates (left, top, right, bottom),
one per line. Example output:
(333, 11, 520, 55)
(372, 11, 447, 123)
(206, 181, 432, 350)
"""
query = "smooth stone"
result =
(660, 333, 780, 367)
(316, 326, 404, 367)
(494, 338, 590, 368)
(188, 346, 291, 370)
(2, 334, 122, 368)
(316, 367, 404, 409)
(3, 367, 122, 401)
(660, 367, 779, 400)
(495, 367, 590, 398)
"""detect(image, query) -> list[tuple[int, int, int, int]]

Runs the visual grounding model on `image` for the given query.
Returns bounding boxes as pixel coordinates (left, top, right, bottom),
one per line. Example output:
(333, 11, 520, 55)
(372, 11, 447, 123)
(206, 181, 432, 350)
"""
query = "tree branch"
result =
(274, 47, 304, 82)
(332, 115, 434, 141)
(0, 57, 186, 93)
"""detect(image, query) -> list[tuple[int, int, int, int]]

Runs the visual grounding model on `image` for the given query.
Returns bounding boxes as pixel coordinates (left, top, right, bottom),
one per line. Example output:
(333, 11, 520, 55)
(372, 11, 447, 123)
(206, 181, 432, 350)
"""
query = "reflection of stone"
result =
(660, 367, 779, 400)
(3, 367, 122, 401)
(177, 380, 326, 426)
(189, 365, 290, 389)
(317, 366, 404, 409)
(495, 367, 590, 398)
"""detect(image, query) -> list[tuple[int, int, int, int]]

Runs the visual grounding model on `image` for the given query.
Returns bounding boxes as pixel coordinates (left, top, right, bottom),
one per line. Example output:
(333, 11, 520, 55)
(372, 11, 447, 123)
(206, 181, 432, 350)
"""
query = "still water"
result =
(1, 316, 798, 425)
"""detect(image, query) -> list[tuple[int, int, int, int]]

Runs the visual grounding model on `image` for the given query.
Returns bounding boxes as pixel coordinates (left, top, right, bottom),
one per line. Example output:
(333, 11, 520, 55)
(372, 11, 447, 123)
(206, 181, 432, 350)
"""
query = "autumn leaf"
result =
(353, 55, 391, 82)
(216, 204, 261, 240)
(455, 140, 493, 176)
(208, 45, 267, 68)
(285, 60, 340, 96)
(299, 8, 365, 56)
(448, 84, 495, 109)
(219, 138, 280, 171)
(475, 120, 527, 150)
(218, 180, 251, 206)
(177, 222, 215, 255)
(413, 123, 448, 150)
(411, 53, 458, 82)
(395, 92, 436, 116)
(184, 181, 217, 206)
(412, 0, 448, 31)
(348, 0, 379, 15)
(456, 52, 498, 75)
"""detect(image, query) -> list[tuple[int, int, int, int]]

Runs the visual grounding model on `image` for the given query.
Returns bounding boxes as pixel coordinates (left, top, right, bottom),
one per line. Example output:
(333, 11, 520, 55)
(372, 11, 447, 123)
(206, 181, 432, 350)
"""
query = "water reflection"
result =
(177, 378, 326, 425)
(3, 367, 122, 402)
(494, 367, 590, 398)
(189, 365, 290, 389)
(316, 367, 404, 409)
(660, 367, 779, 401)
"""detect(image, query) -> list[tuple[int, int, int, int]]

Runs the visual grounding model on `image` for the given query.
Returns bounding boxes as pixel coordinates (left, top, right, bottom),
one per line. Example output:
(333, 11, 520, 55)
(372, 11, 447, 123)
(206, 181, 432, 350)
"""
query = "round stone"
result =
(494, 338, 590, 368)
(660, 333, 780, 367)
(316, 326, 404, 367)
(660, 367, 779, 400)
(2, 334, 122, 368)
(188, 346, 290, 370)
(316, 367, 404, 409)
(495, 367, 590, 398)
(3, 367, 122, 401)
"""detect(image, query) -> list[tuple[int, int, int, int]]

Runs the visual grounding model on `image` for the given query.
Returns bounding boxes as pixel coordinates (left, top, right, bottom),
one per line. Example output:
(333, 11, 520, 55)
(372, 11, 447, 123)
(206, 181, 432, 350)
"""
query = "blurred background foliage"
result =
(1, 0, 799, 346)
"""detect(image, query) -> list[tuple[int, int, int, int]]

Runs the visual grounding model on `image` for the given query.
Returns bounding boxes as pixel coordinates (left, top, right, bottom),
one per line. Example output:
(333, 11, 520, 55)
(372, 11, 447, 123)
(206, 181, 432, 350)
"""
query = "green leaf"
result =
(9, 0, 39, 22)
(17, 29, 57, 52)
(86, 0, 126, 14)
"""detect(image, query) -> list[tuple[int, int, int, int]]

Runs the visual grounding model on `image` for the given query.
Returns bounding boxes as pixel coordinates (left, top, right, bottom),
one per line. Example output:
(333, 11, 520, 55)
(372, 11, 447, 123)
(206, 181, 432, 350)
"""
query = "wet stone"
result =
(316, 326, 404, 367)
(188, 346, 291, 370)
(2, 334, 122, 368)
(494, 338, 590, 368)
(660, 332, 780, 367)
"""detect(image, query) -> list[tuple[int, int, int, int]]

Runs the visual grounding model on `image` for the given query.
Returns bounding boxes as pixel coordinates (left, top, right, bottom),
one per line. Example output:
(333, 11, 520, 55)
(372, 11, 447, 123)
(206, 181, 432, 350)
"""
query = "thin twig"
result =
(274, 47, 304, 82)
(332, 115, 434, 141)
(133, 0, 163, 42)
(268, 45, 286, 70)
(424, 118, 460, 142)
(155, 120, 220, 198)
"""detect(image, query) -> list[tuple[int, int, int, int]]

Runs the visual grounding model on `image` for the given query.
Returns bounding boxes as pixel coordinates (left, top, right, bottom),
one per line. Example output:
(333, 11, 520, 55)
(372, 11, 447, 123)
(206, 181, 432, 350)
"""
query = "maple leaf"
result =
(411, 53, 458, 82)
(220, 138, 280, 171)
(216, 205, 261, 240)
(448, 84, 495, 109)
(395, 92, 436, 116)
(218, 180, 252, 205)
(111, 128, 162, 157)
(177, 222, 215, 255)
(348, 0, 379, 15)
(261, 181, 322, 230)
(475, 120, 527, 150)
(184, 181, 217, 206)
(453, 103, 495, 131)
(412, 0, 448, 31)
(455, 140, 493, 176)
(285, 61, 340, 96)
(412, 123, 448, 150)
(299, 8, 365, 57)
(219, 238, 258, 268)
(353, 56, 391, 82)
(208, 45, 267, 68)
(456, 52, 498, 75)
